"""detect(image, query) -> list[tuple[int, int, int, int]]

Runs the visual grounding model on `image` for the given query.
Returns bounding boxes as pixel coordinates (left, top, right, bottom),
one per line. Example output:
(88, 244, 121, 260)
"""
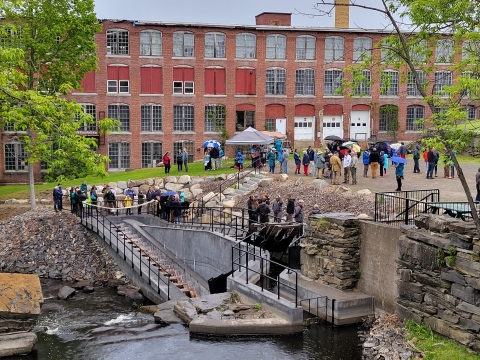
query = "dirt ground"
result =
(0, 204, 32, 221)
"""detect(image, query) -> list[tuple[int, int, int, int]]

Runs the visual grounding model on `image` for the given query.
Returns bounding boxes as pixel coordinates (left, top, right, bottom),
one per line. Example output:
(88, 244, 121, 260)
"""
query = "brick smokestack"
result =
(335, 0, 350, 28)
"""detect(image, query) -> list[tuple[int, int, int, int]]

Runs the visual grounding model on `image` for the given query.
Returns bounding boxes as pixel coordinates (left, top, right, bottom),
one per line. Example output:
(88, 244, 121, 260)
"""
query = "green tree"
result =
(0, 0, 118, 209)
(314, 0, 480, 232)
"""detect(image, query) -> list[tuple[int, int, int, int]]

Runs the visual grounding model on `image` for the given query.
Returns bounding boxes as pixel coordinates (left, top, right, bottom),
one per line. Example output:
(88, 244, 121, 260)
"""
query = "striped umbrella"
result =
(202, 140, 221, 148)
(342, 141, 361, 153)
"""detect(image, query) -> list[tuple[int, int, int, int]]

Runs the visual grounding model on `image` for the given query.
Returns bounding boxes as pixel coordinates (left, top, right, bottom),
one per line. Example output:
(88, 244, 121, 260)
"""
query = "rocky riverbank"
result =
(0, 207, 127, 285)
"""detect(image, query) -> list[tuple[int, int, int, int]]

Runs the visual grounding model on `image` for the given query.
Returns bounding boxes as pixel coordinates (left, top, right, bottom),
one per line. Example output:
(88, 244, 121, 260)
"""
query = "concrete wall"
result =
(357, 220, 401, 313)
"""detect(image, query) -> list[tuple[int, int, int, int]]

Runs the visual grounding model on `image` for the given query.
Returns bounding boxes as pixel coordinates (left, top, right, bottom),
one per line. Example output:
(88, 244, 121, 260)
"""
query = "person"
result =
(369, 148, 380, 179)
(314, 150, 325, 179)
(104, 186, 116, 215)
(204, 151, 211, 171)
(53, 184, 63, 212)
(182, 198, 190, 222)
(395, 162, 405, 191)
(163, 152, 171, 174)
(235, 151, 244, 170)
(343, 150, 352, 184)
(277, 147, 284, 173)
(90, 186, 98, 215)
(307, 146, 315, 175)
(350, 151, 358, 185)
(413, 145, 421, 173)
(171, 196, 182, 223)
(146, 186, 155, 214)
(248, 198, 259, 226)
(330, 151, 342, 185)
(183, 148, 189, 172)
(379, 151, 385, 177)
(76, 189, 87, 217)
(70, 187, 77, 214)
(251, 146, 259, 168)
(476, 168, 480, 201)
(427, 148, 435, 179)
(210, 146, 220, 170)
(286, 194, 295, 222)
(176, 149, 184, 171)
(124, 185, 137, 215)
(137, 190, 145, 214)
(219, 148, 224, 169)
(302, 150, 310, 176)
(281, 148, 288, 174)
(433, 147, 439, 177)
(80, 181, 88, 193)
(260, 193, 270, 206)
(362, 150, 370, 178)
(423, 148, 429, 174)
(272, 195, 283, 223)
(383, 151, 389, 175)
(294, 200, 304, 223)
(257, 200, 270, 224)
(267, 148, 276, 173)
(294, 149, 301, 174)
(398, 142, 407, 159)
(309, 204, 321, 216)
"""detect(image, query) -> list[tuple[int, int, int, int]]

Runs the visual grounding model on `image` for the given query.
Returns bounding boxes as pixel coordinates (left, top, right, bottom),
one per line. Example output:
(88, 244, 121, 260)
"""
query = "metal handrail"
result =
(299, 296, 328, 320)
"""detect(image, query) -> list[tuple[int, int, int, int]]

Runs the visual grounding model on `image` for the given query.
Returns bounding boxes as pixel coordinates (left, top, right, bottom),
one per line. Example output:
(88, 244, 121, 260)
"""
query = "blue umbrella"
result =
(203, 140, 221, 148)
(162, 190, 178, 197)
(390, 157, 407, 164)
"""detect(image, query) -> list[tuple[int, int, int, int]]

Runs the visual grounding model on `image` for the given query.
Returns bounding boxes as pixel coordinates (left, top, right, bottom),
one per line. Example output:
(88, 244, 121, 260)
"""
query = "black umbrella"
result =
(324, 135, 342, 141)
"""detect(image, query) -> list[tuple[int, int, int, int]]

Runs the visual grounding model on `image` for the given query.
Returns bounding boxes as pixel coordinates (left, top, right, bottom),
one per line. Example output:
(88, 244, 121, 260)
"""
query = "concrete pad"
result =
(189, 317, 303, 335)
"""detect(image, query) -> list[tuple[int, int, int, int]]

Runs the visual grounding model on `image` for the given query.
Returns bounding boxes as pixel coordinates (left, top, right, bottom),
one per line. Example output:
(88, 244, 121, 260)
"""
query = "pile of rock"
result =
(301, 213, 361, 290)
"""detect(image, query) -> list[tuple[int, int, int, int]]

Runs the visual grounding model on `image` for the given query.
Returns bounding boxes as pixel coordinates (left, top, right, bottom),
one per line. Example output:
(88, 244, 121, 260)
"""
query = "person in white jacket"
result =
(342, 150, 352, 184)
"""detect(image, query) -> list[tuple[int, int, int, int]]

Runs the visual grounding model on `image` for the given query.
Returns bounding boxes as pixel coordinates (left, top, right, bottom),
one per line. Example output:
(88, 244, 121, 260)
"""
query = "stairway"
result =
(223, 172, 267, 202)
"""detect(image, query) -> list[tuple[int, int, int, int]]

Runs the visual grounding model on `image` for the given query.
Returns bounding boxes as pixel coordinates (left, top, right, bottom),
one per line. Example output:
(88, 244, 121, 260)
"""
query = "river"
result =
(6, 280, 362, 360)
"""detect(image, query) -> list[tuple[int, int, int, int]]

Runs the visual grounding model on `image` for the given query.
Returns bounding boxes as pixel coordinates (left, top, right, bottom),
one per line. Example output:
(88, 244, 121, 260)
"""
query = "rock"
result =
(177, 175, 191, 184)
(40, 199, 51, 204)
(117, 181, 127, 189)
(115, 188, 124, 195)
(222, 200, 235, 208)
(357, 213, 370, 219)
(279, 174, 288, 182)
(0, 332, 37, 358)
(117, 286, 144, 301)
(191, 188, 203, 197)
(139, 184, 150, 193)
(165, 183, 184, 192)
(202, 192, 216, 203)
(336, 185, 350, 193)
(189, 293, 230, 314)
(312, 179, 329, 190)
(357, 189, 372, 196)
(138, 305, 162, 315)
(73, 280, 91, 289)
(190, 183, 201, 190)
(204, 176, 215, 183)
(108, 182, 117, 189)
(216, 174, 227, 181)
(174, 301, 198, 324)
(190, 178, 204, 185)
(258, 178, 274, 187)
(154, 179, 164, 187)
(58, 286, 76, 300)
(83, 286, 95, 293)
(165, 176, 177, 184)
(181, 190, 193, 200)
(146, 178, 154, 186)
(222, 187, 235, 195)
(48, 270, 60, 279)
(295, 178, 305, 186)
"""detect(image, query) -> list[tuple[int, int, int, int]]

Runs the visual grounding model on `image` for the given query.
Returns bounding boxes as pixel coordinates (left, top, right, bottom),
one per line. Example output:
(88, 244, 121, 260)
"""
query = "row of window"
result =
(91, 65, 468, 97)
(108, 29, 476, 63)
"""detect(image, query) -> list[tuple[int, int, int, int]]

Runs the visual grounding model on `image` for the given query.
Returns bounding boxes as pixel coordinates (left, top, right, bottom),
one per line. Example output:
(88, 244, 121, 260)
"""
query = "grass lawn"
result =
(405, 153, 480, 164)
(0, 159, 238, 200)
(455, 120, 480, 131)
(405, 320, 480, 360)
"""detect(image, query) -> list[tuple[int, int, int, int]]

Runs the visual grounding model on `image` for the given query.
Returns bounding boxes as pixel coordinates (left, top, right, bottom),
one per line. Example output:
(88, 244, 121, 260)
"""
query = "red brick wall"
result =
(255, 13, 292, 26)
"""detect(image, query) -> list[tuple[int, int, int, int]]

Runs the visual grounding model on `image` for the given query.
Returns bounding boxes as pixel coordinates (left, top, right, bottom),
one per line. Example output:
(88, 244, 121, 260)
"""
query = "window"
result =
(466, 106, 477, 120)
(4, 143, 27, 171)
(379, 105, 398, 132)
(141, 142, 163, 168)
(380, 70, 399, 96)
(141, 105, 162, 132)
(463, 40, 480, 60)
(266, 34, 286, 60)
(324, 69, 343, 95)
(173, 67, 194, 94)
(140, 66, 163, 94)
(107, 66, 129, 94)
(295, 68, 315, 95)
(205, 32, 226, 58)
(108, 142, 130, 169)
(436, 39, 453, 63)
(140, 30, 162, 56)
(265, 118, 275, 131)
(406, 106, 424, 131)
(433, 71, 452, 95)
(76, 104, 97, 132)
(205, 104, 226, 132)
(353, 70, 371, 96)
(106, 29, 129, 55)
(235, 68, 256, 95)
(236, 110, 255, 130)
(409, 40, 427, 64)
(0, 26, 23, 48)
(173, 141, 194, 164)
(173, 31, 194, 57)
(236, 33, 256, 59)
(407, 71, 425, 96)
(173, 105, 194, 131)
(266, 68, 286, 95)
(460, 71, 479, 98)
(325, 36, 344, 61)
(81, 71, 96, 93)
(296, 35, 316, 60)
(205, 68, 226, 95)
(353, 37, 372, 61)
(108, 104, 130, 131)
(380, 39, 394, 63)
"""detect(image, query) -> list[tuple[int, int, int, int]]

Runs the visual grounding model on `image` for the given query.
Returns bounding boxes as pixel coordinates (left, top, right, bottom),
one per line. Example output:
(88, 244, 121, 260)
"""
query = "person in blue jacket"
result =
(267, 148, 276, 173)
(294, 149, 301, 174)
(395, 162, 405, 191)
(235, 151, 244, 170)
(362, 150, 370, 178)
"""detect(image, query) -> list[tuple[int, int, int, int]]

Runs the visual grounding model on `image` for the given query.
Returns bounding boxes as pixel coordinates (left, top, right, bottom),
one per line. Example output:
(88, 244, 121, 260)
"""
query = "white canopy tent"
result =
(225, 127, 274, 145)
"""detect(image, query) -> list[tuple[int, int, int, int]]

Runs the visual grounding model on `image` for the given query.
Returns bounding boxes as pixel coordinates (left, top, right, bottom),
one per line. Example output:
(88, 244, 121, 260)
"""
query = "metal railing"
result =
(300, 296, 328, 322)
(231, 242, 298, 307)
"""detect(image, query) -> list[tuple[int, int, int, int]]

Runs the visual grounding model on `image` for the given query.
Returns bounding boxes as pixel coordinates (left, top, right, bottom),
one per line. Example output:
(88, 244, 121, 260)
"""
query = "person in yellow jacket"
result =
(329, 151, 342, 185)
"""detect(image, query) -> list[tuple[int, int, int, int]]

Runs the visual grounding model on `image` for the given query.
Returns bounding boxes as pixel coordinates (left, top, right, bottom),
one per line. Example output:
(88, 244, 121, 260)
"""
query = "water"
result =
(6, 280, 362, 360)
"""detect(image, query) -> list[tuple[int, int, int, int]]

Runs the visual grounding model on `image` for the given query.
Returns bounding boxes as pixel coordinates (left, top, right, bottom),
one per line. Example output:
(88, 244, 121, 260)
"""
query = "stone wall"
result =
(301, 213, 360, 291)
(396, 214, 480, 351)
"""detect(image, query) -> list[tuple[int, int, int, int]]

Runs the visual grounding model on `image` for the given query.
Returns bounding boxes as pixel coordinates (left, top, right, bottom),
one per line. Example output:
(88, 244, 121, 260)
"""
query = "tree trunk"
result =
(28, 162, 36, 211)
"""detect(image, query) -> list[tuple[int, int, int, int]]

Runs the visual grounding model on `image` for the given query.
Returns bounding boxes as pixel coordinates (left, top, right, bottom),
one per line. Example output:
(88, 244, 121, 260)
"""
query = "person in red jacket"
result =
(423, 148, 429, 174)
(163, 152, 171, 174)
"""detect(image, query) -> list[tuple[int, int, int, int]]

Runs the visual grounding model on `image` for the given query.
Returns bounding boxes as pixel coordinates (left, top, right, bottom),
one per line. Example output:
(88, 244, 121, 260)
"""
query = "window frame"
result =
(173, 104, 195, 132)
(108, 104, 130, 131)
(141, 104, 162, 132)
(325, 36, 344, 62)
(466, 105, 477, 121)
(353, 69, 371, 96)
(266, 67, 286, 95)
(173, 141, 194, 164)
(205, 32, 226, 58)
(236, 33, 256, 59)
(379, 105, 399, 132)
(4, 142, 27, 171)
(296, 35, 316, 60)
(140, 30, 162, 56)
(204, 104, 226, 132)
(436, 39, 454, 63)
(141, 141, 163, 168)
(108, 142, 130, 169)
(353, 37, 372, 62)
(76, 104, 97, 132)
(236, 110, 255, 130)
(106, 29, 129, 55)
(380, 70, 399, 96)
(295, 68, 315, 95)
(433, 71, 452, 96)
(173, 31, 194, 57)
(324, 69, 343, 96)
(406, 106, 424, 131)
(265, 118, 275, 131)
(407, 71, 426, 97)
(266, 34, 287, 60)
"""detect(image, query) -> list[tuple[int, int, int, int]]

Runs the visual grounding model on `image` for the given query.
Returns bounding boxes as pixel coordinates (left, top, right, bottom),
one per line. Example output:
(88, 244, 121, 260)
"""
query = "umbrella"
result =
(390, 157, 407, 164)
(325, 135, 343, 141)
(162, 190, 178, 197)
(342, 141, 361, 153)
(203, 140, 221, 148)
(390, 143, 402, 150)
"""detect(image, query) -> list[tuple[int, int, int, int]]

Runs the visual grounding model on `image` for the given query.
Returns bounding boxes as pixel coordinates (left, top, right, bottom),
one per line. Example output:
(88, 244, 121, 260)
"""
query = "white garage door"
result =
(294, 116, 315, 141)
(276, 118, 286, 135)
(322, 115, 343, 139)
(349, 110, 370, 141)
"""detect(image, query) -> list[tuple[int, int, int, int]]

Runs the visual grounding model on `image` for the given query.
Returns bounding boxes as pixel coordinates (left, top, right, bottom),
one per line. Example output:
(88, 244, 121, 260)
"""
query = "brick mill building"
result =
(1, 8, 477, 183)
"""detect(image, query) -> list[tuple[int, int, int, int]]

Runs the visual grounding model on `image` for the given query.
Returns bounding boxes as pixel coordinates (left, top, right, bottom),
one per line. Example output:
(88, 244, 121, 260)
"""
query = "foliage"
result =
(405, 319, 479, 360)
(254, 303, 262, 311)
(355, 269, 361, 277)
(436, 247, 446, 266)
(436, 247, 457, 266)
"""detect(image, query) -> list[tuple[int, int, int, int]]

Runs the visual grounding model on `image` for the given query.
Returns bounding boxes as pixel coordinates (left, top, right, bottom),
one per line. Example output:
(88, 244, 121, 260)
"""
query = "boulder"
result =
(357, 189, 372, 196)
(206, 201, 219, 208)
(192, 188, 203, 197)
(312, 179, 329, 190)
(115, 188, 124, 195)
(108, 182, 117, 189)
(154, 178, 164, 187)
(117, 286, 145, 301)
(165, 183, 184, 192)
(216, 174, 227, 181)
(83, 286, 95, 293)
(139, 184, 150, 193)
(202, 192, 216, 203)
(259, 178, 274, 187)
(204, 176, 215, 183)
(117, 181, 128, 189)
(134, 179, 145, 187)
(190, 184, 201, 190)
(249, 183, 259, 191)
(173, 301, 198, 324)
(156, 162, 164, 167)
(177, 175, 191, 184)
(146, 178, 154, 186)
(165, 176, 177, 184)
(279, 174, 288, 182)
(40, 199, 51, 204)
(181, 190, 193, 200)
(222, 200, 235, 208)
(58, 286, 76, 300)
(72, 280, 91, 290)
(222, 187, 235, 195)
(0, 332, 37, 358)
(190, 178, 205, 185)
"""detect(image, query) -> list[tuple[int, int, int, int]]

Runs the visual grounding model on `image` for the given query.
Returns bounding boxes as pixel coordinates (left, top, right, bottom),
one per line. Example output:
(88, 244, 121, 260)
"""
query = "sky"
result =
(94, 0, 394, 29)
